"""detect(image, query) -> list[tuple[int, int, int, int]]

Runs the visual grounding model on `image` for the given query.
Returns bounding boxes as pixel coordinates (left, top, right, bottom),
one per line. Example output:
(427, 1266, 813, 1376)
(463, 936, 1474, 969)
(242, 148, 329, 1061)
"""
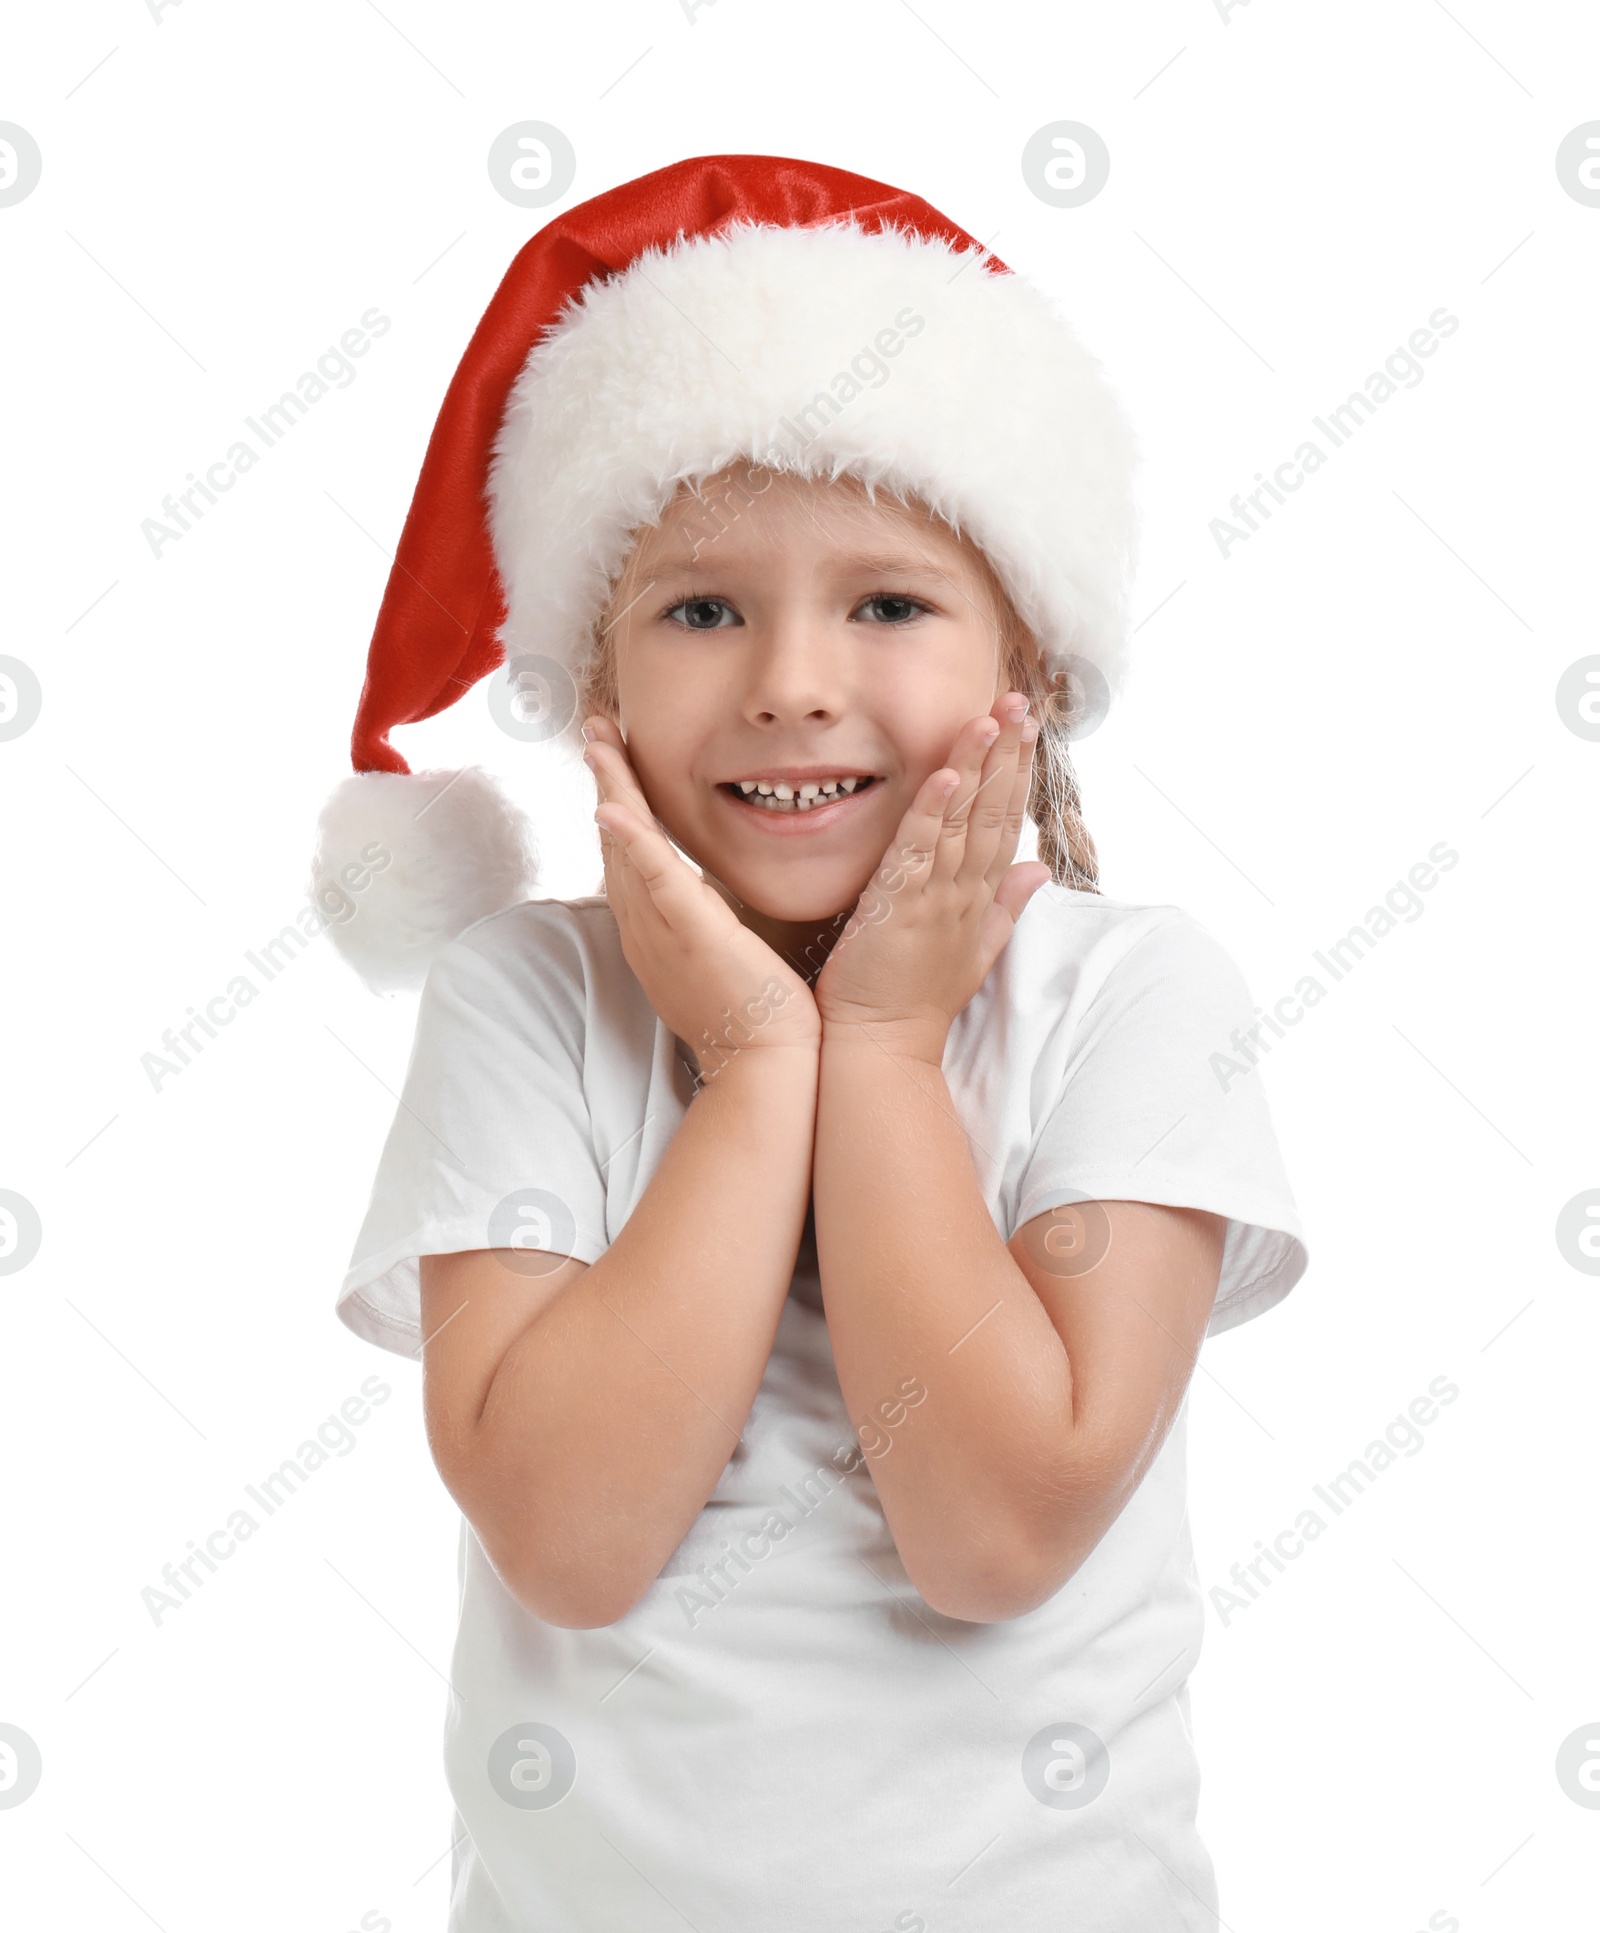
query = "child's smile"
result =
(715, 767, 882, 829)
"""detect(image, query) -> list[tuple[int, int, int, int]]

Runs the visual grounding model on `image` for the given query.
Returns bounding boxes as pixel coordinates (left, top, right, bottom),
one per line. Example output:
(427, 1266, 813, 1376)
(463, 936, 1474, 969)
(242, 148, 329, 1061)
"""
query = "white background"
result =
(2, 2, 1596, 1929)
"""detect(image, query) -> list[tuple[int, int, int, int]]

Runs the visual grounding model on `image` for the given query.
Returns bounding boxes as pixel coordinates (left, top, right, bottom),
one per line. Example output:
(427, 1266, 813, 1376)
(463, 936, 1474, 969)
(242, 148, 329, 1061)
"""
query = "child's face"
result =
(605, 464, 1017, 934)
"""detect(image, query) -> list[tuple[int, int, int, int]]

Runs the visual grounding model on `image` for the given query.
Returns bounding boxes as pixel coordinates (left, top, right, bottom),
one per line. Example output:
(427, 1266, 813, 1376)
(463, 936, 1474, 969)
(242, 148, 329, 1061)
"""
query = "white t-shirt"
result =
(337, 884, 1308, 1932)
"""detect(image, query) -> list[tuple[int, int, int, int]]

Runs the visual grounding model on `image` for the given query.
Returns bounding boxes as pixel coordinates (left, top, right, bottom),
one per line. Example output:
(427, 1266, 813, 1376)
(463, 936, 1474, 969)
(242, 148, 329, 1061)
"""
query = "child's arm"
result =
(811, 696, 1224, 1622)
(419, 1035, 817, 1630)
(815, 1038, 1224, 1624)
(419, 719, 821, 1630)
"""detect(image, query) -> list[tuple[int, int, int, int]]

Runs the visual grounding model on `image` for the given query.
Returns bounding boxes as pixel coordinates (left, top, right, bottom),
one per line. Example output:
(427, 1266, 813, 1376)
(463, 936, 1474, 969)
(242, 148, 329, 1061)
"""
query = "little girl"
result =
(315, 154, 1308, 1931)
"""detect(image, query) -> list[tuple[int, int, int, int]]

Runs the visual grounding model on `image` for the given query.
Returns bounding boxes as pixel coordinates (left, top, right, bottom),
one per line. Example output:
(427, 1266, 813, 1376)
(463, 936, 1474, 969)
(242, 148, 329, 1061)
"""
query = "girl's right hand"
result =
(582, 716, 821, 1078)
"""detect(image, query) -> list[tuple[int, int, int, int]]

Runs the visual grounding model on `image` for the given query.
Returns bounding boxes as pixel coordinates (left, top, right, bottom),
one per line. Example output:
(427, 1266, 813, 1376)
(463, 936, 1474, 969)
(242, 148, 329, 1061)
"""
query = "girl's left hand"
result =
(813, 692, 1051, 1062)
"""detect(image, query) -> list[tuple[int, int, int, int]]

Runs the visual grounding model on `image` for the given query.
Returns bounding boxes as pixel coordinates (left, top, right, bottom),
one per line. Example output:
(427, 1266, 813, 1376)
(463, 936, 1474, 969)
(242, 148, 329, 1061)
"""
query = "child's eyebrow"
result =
(645, 548, 958, 582)
(833, 552, 958, 582)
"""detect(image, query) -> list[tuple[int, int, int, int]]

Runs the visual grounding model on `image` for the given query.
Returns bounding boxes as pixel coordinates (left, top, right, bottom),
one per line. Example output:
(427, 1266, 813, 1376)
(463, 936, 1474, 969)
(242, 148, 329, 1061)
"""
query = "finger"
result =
(929, 711, 1003, 886)
(596, 808, 663, 959)
(585, 719, 730, 943)
(877, 764, 957, 903)
(586, 730, 664, 935)
(586, 724, 653, 920)
(587, 731, 627, 869)
(980, 712, 1038, 895)
(595, 801, 639, 931)
(583, 717, 666, 840)
(953, 695, 1030, 888)
(582, 721, 658, 829)
(991, 859, 1051, 926)
(593, 797, 707, 933)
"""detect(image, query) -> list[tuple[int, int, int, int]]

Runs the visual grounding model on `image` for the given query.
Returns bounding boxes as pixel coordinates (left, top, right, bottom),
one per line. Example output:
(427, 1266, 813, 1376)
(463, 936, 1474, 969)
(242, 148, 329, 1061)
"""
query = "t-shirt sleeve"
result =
(1013, 908, 1309, 1339)
(334, 913, 612, 1360)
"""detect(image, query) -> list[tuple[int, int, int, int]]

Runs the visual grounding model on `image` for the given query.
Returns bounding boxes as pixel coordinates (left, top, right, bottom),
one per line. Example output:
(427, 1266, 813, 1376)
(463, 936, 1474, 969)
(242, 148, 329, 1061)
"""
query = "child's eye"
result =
(662, 595, 741, 630)
(659, 592, 931, 629)
(854, 593, 931, 625)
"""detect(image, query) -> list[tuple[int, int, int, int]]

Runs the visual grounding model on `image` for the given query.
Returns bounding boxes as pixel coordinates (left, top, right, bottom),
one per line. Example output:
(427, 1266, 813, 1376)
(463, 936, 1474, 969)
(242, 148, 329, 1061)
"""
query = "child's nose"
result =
(740, 619, 851, 723)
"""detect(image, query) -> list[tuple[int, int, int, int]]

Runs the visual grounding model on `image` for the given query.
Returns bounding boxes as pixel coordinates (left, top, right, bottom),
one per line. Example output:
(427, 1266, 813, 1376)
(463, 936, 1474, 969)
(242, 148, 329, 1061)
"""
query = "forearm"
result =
(473, 1041, 818, 1625)
(814, 1034, 1082, 1622)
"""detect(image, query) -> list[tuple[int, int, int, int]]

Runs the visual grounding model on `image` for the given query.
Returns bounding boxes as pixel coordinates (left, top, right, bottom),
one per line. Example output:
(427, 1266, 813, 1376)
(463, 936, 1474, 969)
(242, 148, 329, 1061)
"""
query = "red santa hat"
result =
(310, 152, 1138, 990)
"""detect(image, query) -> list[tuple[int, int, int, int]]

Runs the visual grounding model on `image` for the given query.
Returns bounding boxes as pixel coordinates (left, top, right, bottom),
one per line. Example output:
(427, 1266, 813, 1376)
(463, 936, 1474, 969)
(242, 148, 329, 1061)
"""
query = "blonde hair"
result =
(578, 466, 1101, 894)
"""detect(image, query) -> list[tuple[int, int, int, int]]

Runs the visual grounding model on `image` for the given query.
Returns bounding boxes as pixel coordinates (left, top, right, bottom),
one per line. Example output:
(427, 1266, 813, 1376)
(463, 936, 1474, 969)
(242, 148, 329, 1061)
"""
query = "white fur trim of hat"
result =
(490, 218, 1137, 723)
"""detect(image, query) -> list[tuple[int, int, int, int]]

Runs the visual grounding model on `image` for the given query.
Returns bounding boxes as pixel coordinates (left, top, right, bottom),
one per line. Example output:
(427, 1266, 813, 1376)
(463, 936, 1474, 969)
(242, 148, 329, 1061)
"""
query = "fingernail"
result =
(1021, 719, 1039, 743)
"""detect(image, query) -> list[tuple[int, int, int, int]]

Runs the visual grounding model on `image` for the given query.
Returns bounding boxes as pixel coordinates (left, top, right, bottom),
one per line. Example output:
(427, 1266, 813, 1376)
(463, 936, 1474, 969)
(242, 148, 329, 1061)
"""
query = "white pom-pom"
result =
(310, 767, 538, 992)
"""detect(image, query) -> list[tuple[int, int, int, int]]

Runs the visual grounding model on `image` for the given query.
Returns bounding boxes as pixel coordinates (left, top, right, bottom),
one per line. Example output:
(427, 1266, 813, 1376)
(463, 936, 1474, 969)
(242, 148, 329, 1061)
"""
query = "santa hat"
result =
(310, 152, 1138, 991)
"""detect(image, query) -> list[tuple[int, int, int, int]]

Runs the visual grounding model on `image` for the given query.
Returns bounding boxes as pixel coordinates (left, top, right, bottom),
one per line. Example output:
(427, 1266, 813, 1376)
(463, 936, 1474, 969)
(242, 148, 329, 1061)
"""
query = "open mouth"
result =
(718, 776, 879, 816)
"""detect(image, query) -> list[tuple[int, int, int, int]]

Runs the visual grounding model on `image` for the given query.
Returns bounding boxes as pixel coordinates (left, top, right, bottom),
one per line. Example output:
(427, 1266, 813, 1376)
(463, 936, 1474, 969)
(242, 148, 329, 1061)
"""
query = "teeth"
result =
(730, 777, 868, 813)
